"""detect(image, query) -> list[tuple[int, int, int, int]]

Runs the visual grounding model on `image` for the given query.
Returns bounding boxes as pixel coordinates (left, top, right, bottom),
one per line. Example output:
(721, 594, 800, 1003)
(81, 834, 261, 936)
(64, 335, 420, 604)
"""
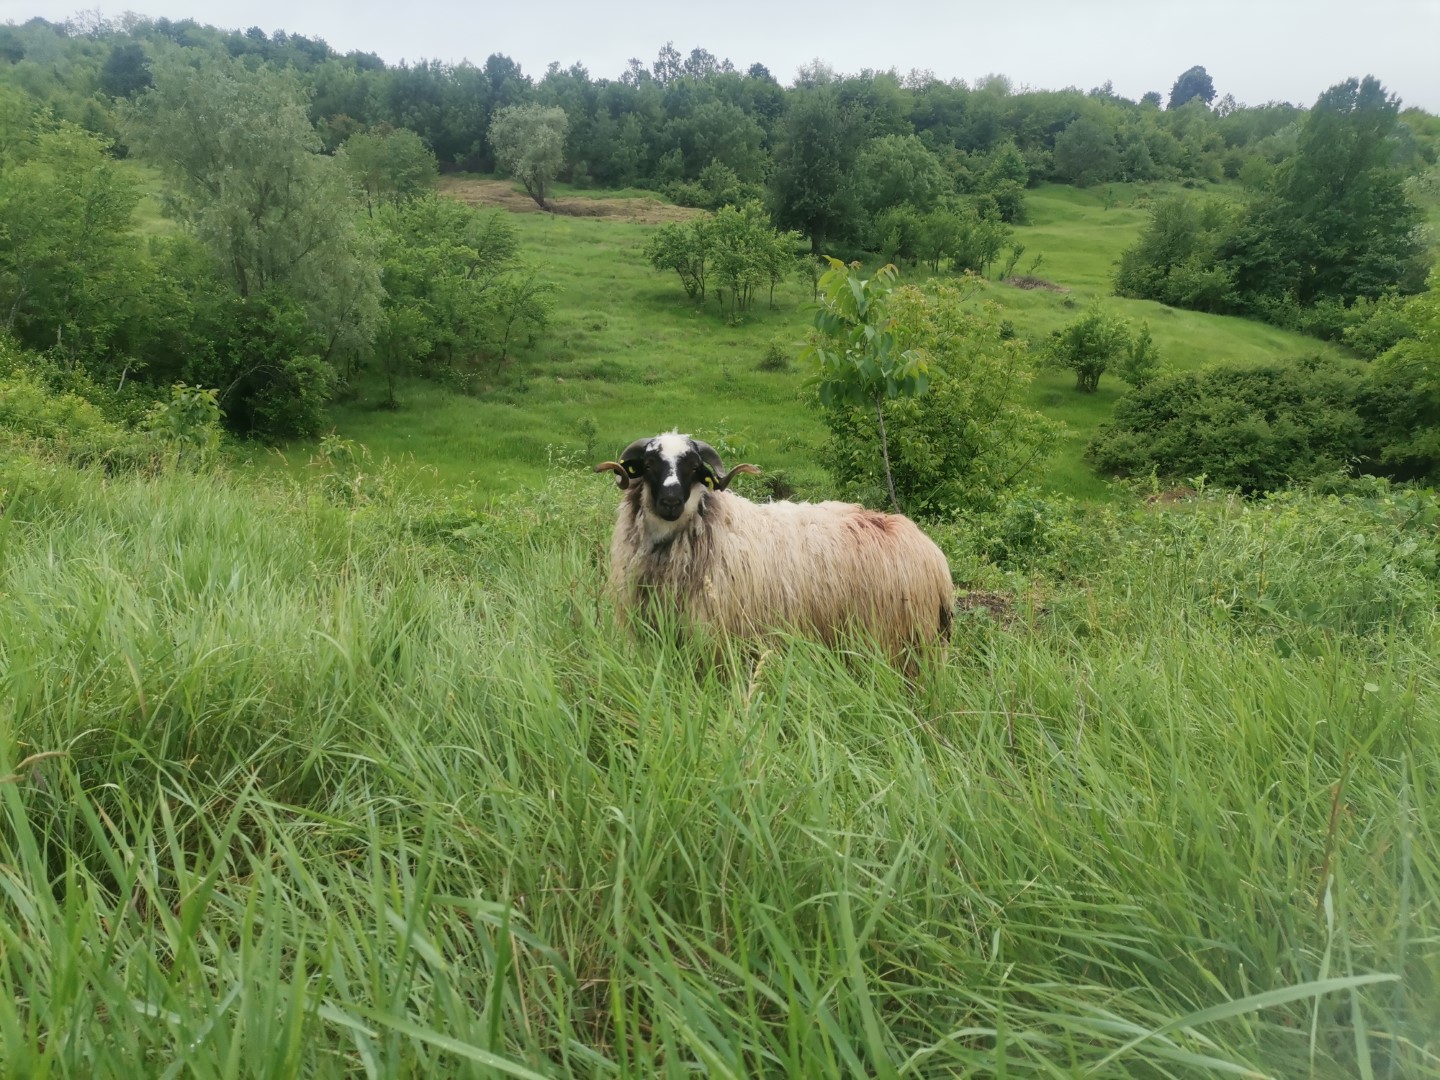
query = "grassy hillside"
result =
(2, 449, 1436, 1076)
(289, 180, 1350, 503)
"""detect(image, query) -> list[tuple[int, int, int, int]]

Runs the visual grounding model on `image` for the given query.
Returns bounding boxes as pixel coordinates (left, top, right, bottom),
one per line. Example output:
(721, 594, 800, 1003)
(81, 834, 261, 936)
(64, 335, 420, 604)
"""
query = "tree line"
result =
(3, 12, 1438, 474)
(6, 14, 1436, 261)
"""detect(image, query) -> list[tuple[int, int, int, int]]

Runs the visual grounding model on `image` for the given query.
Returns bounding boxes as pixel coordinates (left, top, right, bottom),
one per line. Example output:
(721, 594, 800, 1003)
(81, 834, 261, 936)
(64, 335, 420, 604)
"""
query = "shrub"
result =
(1087, 356, 1369, 492)
(757, 340, 791, 372)
(815, 283, 1059, 517)
(1341, 294, 1414, 358)
(1047, 304, 1134, 393)
(1357, 282, 1440, 482)
(143, 384, 222, 460)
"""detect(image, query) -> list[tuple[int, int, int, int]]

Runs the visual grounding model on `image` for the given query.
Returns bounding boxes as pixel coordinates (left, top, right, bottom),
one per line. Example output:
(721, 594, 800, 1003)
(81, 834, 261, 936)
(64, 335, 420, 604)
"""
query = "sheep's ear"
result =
(593, 462, 630, 489)
(716, 463, 761, 491)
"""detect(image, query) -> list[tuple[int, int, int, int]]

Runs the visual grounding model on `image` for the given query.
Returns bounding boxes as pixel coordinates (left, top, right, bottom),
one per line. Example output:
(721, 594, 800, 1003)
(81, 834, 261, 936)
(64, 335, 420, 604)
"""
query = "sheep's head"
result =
(594, 432, 761, 522)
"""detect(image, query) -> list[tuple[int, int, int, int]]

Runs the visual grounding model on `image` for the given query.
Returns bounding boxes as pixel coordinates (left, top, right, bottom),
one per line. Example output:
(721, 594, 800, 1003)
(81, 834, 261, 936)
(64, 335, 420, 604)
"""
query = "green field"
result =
(289, 181, 1349, 504)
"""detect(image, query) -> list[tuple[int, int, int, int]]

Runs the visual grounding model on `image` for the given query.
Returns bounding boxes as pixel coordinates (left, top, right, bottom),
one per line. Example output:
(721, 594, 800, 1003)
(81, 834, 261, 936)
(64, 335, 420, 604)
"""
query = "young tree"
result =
(339, 127, 438, 215)
(1049, 304, 1133, 392)
(814, 280, 1058, 516)
(804, 259, 929, 512)
(1116, 322, 1162, 388)
(488, 104, 568, 208)
(644, 217, 712, 300)
(645, 203, 800, 316)
(707, 201, 802, 318)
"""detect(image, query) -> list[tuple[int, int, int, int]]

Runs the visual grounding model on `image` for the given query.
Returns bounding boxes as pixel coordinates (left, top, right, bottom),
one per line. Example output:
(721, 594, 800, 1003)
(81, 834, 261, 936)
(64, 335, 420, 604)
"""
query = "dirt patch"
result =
(438, 176, 704, 225)
(1005, 275, 1070, 293)
(954, 589, 1040, 628)
(1144, 486, 1199, 506)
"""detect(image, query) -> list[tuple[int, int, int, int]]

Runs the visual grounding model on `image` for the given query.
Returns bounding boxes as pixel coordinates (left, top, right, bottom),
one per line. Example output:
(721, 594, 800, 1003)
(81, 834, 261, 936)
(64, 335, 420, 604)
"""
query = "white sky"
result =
(5, 0, 1439, 112)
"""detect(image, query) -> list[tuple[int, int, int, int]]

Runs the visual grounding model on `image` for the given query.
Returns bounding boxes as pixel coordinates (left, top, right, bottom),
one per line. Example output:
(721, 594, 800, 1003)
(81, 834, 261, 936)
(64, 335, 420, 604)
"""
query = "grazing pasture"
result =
(289, 180, 1348, 502)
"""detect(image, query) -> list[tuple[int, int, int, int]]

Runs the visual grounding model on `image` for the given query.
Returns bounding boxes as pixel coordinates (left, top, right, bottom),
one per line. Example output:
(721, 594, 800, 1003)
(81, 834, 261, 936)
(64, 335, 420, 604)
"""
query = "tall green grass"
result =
(1, 452, 1436, 1076)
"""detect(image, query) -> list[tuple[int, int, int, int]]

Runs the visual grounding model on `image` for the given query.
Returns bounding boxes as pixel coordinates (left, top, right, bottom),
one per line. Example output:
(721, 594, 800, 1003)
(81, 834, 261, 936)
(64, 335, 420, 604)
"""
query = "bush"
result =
(1087, 356, 1369, 492)
(0, 367, 209, 474)
(248, 354, 338, 441)
(1047, 304, 1134, 393)
(757, 340, 791, 372)
(1341, 294, 1414, 358)
(815, 285, 1059, 517)
(1358, 283, 1440, 482)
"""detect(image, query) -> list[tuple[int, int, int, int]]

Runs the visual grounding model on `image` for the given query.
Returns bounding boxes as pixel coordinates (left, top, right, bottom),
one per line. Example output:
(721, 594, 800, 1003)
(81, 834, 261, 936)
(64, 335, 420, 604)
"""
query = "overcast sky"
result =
(7, 0, 1439, 112)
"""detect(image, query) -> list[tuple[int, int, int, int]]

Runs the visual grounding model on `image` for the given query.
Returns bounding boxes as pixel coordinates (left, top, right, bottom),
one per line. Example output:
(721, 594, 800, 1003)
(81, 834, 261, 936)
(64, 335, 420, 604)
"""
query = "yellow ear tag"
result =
(625, 463, 642, 478)
(703, 475, 716, 490)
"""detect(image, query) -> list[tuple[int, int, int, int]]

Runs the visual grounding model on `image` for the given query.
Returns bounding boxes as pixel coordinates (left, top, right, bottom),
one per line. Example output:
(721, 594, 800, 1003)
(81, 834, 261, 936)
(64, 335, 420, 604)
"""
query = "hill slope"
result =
(308, 181, 1351, 501)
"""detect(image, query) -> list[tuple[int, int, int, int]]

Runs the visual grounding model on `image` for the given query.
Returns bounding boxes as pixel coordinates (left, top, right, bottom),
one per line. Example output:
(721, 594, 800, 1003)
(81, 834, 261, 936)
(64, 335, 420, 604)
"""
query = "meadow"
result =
(2, 447, 1437, 1077)
(5, 173, 1434, 1078)
(281, 180, 1349, 503)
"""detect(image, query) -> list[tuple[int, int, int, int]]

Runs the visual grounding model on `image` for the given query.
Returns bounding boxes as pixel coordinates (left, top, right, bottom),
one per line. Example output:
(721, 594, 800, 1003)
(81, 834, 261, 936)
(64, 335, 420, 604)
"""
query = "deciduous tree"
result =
(488, 103, 568, 208)
(1168, 66, 1216, 110)
(769, 86, 864, 254)
(339, 127, 437, 215)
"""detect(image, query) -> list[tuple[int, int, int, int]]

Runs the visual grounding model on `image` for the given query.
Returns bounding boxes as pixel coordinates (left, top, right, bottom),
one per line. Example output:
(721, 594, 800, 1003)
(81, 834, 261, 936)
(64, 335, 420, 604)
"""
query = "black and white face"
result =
(620, 433, 720, 523)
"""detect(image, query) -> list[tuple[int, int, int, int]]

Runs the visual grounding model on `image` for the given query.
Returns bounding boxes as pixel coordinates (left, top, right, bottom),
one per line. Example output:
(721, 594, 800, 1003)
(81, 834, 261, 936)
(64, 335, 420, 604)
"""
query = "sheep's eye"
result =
(624, 462, 643, 478)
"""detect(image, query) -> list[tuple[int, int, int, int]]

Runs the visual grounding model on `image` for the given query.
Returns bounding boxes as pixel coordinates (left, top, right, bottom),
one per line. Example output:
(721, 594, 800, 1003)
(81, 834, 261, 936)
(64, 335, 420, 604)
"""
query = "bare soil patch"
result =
(1005, 275, 1070, 293)
(438, 176, 703, 225)
(1144, 486, 1200, 506)
(954, 589, 1042, 628)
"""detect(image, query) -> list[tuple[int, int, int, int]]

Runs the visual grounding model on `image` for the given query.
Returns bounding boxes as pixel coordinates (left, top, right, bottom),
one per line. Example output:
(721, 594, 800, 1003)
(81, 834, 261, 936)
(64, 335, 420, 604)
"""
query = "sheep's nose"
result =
(656, 492, 685, 519)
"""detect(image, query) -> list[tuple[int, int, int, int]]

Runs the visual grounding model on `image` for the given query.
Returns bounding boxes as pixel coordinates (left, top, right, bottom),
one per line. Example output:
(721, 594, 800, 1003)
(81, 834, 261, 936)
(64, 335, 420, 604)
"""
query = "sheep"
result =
(593, 431, 954, 664)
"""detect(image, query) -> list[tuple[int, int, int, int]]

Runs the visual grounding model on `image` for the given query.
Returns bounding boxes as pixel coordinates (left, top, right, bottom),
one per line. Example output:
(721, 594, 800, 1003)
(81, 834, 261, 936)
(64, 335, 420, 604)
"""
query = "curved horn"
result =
(593, 461, 629, 489)
(620, 437, 653, 461)
(715, 463, 762, 491)
(593, 438, 655, 490)
(689, 438, 725, 473)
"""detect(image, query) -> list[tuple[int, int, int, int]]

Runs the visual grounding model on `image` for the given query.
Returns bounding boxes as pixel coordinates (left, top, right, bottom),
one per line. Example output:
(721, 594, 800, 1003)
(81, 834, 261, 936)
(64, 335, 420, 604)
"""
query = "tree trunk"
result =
(875, 398, 902, 514)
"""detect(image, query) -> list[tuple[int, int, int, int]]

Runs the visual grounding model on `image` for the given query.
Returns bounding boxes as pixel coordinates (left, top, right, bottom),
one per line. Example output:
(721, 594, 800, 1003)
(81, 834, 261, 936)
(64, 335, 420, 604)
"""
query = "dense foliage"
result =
(1090, 275, 1440, 491)
(808, 266, 1057, 515)
(0, 52, 555, 439)
(644, 201, 802, 318)
(1115, 77, 1432, 331)
(1087, 356, 1371, 491)
(1361, 279, 1440, 479)
(5, 14, 1434, 266)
